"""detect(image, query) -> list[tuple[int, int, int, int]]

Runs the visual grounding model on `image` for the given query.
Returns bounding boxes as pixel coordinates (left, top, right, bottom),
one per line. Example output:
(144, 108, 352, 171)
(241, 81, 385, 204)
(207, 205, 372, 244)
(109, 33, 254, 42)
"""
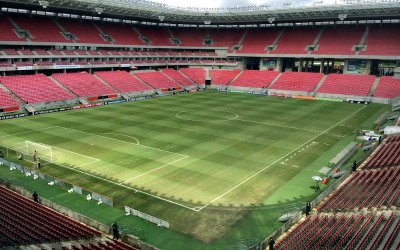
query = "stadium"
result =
(0, 0, 399, 249)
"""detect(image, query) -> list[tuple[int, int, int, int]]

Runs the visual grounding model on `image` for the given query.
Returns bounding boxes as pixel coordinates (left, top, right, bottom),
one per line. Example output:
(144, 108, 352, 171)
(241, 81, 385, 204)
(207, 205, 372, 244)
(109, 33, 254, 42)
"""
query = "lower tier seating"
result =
(230, 70, 279, 88)
(318, 166, 399, 211)
(210, 69, 241, 85)
(179, 68, 206, 85)
(95, 71, 153, 93)
(0, 186, 100, 247)
(373, 76, 400, 98)
(0, 74, 74, 104)
(52, 72, 115, 97)
(161, 69, 195, 86)
(362, 136, 400, 169)
(271, 72, 324, 92)
(275, 212, 399, 250)
(134, 71, 181, 89)
(317, 74, 375, 97)
(0, 88, 19, 108)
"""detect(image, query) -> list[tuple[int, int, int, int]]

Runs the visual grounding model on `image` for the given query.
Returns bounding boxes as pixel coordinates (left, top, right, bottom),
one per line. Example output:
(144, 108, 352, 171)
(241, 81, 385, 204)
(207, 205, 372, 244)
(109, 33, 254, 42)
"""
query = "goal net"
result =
(25, 141, 53, 162)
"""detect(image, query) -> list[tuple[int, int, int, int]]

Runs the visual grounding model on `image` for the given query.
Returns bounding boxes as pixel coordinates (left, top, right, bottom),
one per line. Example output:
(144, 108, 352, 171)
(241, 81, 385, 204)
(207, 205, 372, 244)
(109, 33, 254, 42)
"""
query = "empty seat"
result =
(210, 69, 241, 85)
(230, 70, 279, 88)
(271, 72, 324, 92)
(95, 71, 153, 93)
(0, 88, 19, 109)
(373, 77, 400, 99)
(179, 68, 206, 85)
(134, 71, 181, 89)
(52, 72, 115, 97)
(0, 74, 74, 104)
(317, 74, 375, 97)
(161, 69, 195, 86)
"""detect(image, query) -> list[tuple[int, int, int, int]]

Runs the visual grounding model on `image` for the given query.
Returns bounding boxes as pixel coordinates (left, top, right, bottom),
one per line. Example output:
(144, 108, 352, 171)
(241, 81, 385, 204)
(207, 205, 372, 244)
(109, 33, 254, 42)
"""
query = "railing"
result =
(0, 145, 113, 207)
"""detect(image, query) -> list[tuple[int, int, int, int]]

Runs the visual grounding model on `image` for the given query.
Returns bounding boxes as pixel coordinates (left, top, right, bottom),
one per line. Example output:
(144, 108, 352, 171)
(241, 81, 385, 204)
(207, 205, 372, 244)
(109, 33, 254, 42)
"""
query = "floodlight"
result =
(268, 17, 276, 23)
(158, 15, 165, 22)
(95, 7, 104, 15)
(338, 14, 347, 20)
(39, 0, 49, 9)
(204, 20, 212, 25)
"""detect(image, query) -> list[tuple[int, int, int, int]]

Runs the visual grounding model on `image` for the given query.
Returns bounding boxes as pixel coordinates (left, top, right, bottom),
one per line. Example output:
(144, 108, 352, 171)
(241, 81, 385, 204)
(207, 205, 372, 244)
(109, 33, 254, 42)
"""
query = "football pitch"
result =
(0, 91, 390, 246)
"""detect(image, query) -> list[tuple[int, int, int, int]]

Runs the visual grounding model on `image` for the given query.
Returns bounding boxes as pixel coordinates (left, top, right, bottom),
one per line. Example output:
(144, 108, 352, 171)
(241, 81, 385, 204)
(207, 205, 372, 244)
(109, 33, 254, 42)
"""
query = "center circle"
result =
(176, 110, 238, 122)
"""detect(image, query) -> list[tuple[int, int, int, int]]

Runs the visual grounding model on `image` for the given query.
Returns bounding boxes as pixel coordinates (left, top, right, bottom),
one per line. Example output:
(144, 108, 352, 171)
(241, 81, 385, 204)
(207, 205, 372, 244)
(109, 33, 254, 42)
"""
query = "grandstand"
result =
(0, 0, 399, 249)
(52, 72, 115, 97)
(0, 74, 74, 104)
(230, 70, 279, 88)
(274, 136, 400, 249)
(95, 71, 153, 93)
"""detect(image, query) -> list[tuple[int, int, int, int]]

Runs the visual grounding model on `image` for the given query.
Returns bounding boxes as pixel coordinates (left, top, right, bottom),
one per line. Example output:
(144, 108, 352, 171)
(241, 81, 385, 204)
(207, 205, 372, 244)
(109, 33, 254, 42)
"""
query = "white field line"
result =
(196, 106, 367, 211)
(26, 140, 99, 162)
(76, 159, 100, 168)
(310, 102, 328, 110)
(122, 155, 189, 183)
(97, 133, 140, 145)
(52, 126, 188, 158)
(137, 104, 323, 132)
(48, 159, 198, 211)
(235, 118, 323, 133)
(1, 125, 195, 210)
(0, 126, 59, 139)
(175, 110, 239, 122)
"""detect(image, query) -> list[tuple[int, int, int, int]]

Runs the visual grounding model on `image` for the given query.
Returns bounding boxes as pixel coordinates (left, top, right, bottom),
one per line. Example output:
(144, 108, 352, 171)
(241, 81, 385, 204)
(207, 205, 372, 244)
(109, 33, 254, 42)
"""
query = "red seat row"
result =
(0, 186, 100, 247)
(275, 212, 399, 250)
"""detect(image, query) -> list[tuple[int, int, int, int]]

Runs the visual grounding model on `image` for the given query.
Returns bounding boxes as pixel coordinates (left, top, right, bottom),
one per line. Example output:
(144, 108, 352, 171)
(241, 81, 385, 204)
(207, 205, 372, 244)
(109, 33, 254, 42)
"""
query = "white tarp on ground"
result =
(384, 126, 400, 135)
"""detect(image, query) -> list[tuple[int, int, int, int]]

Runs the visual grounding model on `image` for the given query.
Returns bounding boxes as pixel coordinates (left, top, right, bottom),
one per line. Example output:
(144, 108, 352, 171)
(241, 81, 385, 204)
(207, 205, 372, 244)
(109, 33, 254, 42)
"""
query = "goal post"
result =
(25, 141, 53, 162)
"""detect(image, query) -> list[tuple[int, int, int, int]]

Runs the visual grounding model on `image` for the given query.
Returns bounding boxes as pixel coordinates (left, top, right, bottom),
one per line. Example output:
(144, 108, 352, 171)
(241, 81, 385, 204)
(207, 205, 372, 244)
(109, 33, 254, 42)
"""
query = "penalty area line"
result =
(122, 155, 189, 184)
(196, 106, 367, 212)
(0, 126, 60, 139)
(52, 126, 188, 158)
(49, 160, 198, 211)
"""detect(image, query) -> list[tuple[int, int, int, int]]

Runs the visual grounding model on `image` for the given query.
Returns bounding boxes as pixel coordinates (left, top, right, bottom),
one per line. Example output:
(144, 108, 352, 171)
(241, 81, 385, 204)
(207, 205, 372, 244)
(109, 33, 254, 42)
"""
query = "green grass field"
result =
(0, 91, 390, 248)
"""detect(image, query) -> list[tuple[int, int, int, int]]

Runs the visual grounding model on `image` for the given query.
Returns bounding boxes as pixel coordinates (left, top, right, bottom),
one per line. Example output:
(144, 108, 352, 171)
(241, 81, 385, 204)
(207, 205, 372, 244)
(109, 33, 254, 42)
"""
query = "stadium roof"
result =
(1, 0, 399, 24)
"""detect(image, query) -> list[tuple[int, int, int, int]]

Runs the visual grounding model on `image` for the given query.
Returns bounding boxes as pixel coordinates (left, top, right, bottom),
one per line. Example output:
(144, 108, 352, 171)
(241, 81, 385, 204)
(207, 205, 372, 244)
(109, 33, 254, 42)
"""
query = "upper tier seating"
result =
(52, 72, 115, 97)
(230, 70, 279, 88)
(0, 74, 74, 103)
(0, 186, 100, 247)
(208, 29, 243, 48)
(171, 28, 206, 46)
(317, 74, 375, 97)
(98, 23, 144, 45)
(210, 69, 241, 85)
(273, 28, 319, 54)
(238, 29, 280, 54)
(373, 77, 400, 98)
(12, 16, 68, 43)
(161, 69, 195, 86)
(95, 71, 153, 93)
(139, 27, 173, 46)
(59, 19, 107, 44)
(362, 136, 400, 169)
(360, 25, 400, 56)
(0, 88, 19, 108)
(134, 71, 181, 89)
(179, 68, 206, 84)
(314, 26, 364, 55)
(271, 72, 324, 92)
(2, 49, 19, 56)
(0, 16, 24, 41)
(274, 212, 399, 250)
